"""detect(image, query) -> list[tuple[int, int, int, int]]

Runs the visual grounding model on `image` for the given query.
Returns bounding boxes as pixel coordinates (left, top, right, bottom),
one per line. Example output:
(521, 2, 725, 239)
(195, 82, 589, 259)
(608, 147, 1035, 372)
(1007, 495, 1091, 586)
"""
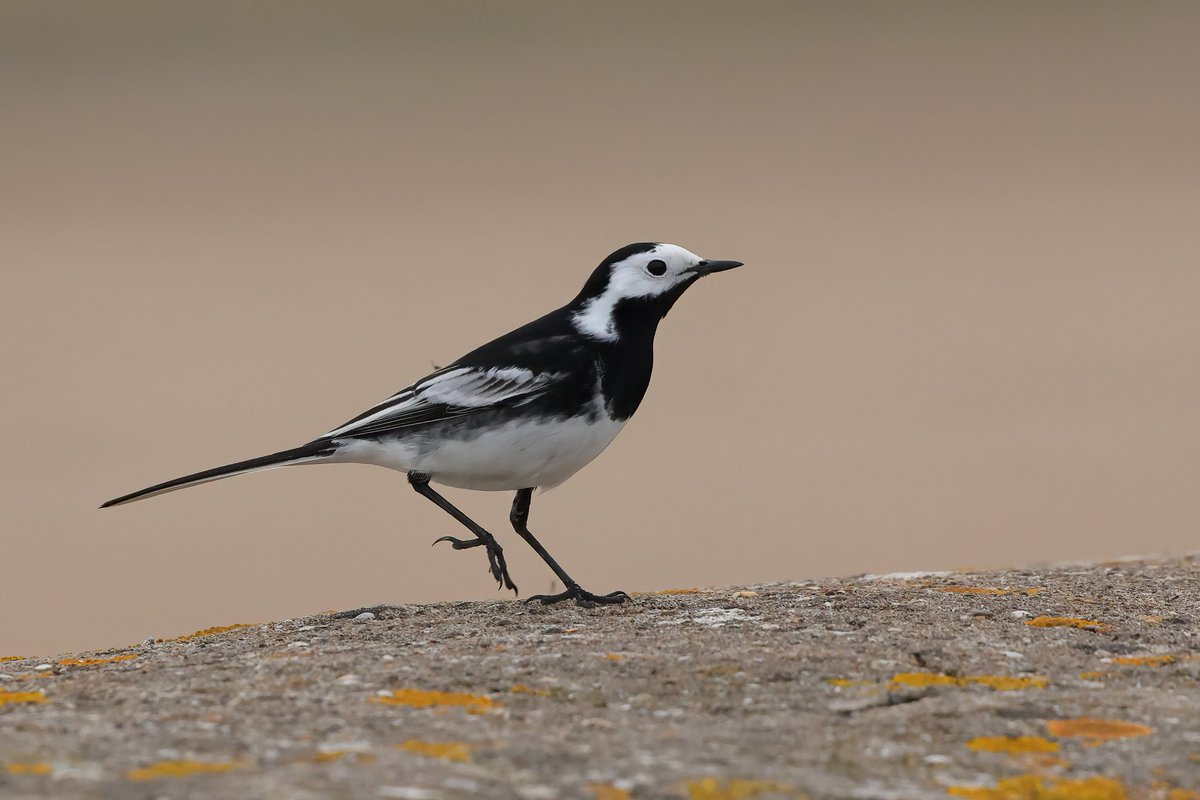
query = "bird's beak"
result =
(689, 259, 744, 276)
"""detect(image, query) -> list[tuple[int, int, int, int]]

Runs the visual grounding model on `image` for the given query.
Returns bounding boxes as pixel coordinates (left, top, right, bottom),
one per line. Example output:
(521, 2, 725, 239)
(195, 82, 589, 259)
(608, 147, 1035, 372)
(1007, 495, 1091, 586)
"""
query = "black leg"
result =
(408, 471, 518, 595)
(509, 488, 629, 607)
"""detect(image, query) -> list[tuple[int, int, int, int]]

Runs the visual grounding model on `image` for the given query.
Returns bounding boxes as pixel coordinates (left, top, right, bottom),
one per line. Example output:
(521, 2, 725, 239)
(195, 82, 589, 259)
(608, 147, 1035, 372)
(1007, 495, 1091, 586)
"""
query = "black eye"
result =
(646, 259, 667, 276)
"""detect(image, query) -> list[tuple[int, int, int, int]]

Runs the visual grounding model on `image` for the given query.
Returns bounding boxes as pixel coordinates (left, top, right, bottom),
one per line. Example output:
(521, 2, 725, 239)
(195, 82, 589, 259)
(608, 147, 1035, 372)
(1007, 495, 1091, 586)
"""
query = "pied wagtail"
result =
(103, 243, 743, 605)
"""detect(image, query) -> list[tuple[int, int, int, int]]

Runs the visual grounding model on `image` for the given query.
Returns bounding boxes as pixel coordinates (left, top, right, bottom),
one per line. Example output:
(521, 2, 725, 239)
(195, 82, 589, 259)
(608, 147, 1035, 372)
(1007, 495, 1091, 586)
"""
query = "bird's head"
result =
(569, 243, 743, 342)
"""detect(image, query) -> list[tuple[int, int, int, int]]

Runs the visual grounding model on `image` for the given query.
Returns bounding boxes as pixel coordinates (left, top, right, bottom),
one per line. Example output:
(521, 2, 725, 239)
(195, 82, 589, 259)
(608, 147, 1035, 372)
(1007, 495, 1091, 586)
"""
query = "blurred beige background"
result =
(3, 1, 1198, 657)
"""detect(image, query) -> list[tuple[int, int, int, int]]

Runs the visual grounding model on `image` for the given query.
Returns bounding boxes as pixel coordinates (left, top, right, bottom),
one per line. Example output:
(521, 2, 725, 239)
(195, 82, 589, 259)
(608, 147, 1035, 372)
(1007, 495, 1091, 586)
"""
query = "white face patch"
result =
(571, 244, 704, 341)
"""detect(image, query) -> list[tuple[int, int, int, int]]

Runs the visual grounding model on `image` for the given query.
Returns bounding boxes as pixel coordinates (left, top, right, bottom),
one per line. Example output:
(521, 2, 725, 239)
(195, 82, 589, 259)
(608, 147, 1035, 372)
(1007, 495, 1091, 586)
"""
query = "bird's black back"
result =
(450, 290, 680, 422)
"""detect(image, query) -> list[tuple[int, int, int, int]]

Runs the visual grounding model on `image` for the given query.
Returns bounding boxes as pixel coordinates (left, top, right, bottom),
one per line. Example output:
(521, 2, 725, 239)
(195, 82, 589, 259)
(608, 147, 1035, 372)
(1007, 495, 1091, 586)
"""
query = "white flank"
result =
(335, 413, 625, 491)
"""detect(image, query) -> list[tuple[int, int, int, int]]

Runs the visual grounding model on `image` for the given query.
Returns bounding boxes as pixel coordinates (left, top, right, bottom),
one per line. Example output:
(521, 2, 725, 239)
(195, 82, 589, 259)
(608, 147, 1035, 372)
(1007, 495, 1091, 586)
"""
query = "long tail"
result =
(100, 440, 339, 508)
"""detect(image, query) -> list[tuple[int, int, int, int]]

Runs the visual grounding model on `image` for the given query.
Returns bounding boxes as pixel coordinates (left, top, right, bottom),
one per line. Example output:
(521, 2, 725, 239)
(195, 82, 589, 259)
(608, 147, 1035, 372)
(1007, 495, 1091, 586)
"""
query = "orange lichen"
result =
(968, 736, 1060, 754)
(373, 688, 499, 712)
(685, 777, 804, 799)
(5, 763, 52, 776)
(826, 678, 871, 688)
(16, 672, 54, 680)
(891, 673, 1047, 691)
(1046, 718, 1152, 744)
(396, 740, 472, 763)
(606, 653, 625, 662)
(589, 785, 633, 800)
(948, 775, 1128, 800)
(1111, 655, 1175, 667)
(310, 750, 373, 765)
(170, 624, 255, 643)
(892, 672, 960, 688)
(509, 683, 551, 697)
(1079, 671, 1108, 680)
(59, 654, 138, 667)
(0, 656, 27, 663)
(125, 760, 248, 780)
(0, 690, 47, 706)
(1025, 617, 1109, 631)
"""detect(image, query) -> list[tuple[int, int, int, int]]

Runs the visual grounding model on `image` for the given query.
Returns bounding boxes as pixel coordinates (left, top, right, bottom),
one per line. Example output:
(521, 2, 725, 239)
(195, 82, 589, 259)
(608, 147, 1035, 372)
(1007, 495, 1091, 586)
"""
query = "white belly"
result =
(334, 415, 626, 491)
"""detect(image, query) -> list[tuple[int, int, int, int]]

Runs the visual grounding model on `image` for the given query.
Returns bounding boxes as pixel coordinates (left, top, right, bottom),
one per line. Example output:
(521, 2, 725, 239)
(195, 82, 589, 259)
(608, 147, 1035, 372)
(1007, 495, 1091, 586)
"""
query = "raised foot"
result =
(525, 584, 631, 607)
(432, 534, 518, 595)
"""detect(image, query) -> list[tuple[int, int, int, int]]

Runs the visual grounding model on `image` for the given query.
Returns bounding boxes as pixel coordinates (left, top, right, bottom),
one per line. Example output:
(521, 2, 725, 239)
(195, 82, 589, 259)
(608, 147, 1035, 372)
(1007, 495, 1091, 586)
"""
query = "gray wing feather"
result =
(323, 366, 561, 439)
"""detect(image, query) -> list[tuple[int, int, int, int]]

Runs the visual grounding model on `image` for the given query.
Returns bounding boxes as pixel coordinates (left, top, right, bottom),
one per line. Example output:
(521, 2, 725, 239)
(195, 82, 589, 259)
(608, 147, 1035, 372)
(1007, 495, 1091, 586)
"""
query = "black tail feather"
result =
(100, 440, 337, 508)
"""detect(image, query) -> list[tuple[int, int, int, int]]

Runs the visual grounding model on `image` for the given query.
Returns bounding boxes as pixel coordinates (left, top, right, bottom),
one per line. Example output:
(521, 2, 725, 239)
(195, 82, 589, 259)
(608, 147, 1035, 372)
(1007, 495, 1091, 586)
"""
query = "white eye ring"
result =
(645, 259, 667, 277)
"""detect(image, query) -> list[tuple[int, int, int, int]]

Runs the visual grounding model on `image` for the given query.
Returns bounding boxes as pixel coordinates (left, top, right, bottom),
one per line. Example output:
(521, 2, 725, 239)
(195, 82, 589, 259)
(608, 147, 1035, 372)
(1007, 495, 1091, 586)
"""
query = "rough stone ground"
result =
(2, 556, 1199, 800)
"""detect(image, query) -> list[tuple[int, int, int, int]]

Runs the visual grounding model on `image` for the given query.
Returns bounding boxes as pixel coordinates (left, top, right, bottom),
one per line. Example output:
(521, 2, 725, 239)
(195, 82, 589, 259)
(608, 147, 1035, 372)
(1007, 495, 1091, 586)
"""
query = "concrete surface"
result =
(2, 556, 1198, 799)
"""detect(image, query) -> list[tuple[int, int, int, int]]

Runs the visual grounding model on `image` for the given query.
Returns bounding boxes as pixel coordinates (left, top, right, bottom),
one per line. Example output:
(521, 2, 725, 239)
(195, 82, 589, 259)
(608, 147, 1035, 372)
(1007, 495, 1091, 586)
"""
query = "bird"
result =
(102, 242, 743, 605)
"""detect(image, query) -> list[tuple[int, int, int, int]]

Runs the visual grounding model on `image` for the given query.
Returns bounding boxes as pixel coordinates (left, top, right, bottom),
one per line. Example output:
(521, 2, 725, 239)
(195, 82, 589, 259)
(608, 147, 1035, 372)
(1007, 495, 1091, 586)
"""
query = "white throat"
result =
(571, 289, 622, 342)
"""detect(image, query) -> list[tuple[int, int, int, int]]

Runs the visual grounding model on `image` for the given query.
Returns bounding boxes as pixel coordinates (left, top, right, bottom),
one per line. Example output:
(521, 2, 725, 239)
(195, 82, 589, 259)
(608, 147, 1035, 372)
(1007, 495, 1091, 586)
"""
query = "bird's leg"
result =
(509, 488, 629, 607)
(407, 471, 517, 595)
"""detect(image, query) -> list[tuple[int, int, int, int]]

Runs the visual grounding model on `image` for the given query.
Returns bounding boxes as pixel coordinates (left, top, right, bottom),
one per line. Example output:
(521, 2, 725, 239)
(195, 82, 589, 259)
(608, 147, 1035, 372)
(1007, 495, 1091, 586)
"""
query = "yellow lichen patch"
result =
(1025, 617, 1109, 632)
(126, 760, 248, 781)
(0, 656, 27, 663)
(606, 653, 625, 662)
(310, 751, 374, 765)
(890, 673, 1048, 691)
(1162, 790, 1200, 800)
(509, 683, 551, 697)
(968, 736, 1059, 754)
(1111, 654, 1175, 667)
(948, 774, 1128, 800)
(373, 688, 499, 712)
(0, 690, 47, 706)
(59, 653, 138, 667)
(16, 672, 54, 680)
(396, 740, 472, 763)
(5, 763, 52, 776)
(826, 678, 870, 688)
(1046, 718, 1152, 743)
(685, 777, 805, 799)
(892, 672, 960, 688)
(170, 623, 255, 643)
(589, 784, 632, 800)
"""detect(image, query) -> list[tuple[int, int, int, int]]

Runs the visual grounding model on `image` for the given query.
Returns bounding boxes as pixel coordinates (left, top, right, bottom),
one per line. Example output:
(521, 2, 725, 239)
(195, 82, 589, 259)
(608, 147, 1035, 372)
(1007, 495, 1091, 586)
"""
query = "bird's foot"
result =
(525, 583, 630, 608)
(432, 534, 518, 595)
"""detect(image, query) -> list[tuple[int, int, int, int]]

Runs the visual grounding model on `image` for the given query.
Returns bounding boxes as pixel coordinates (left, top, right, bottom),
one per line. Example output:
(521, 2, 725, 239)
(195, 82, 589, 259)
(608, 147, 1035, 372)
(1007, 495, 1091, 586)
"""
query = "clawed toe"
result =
(525, 585, 630, 607)
(432, 535, 482, 551)
(431, 533, 518, 595)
